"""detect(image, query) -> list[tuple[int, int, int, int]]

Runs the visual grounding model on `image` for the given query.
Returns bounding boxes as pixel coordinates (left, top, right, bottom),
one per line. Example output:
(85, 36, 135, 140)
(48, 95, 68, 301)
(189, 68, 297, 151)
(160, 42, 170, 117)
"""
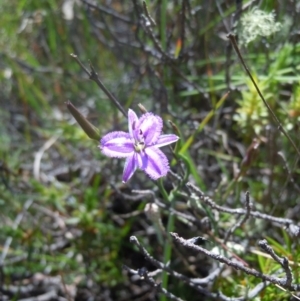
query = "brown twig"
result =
(70, 53, 127, 118)
(128, 236, 268, 301)
(81, 0, 132, 24)
(186, 182, 299, 228)
(170, 232, 300, 291)
(128, 236, 217, 296)
(139, 11, 207, 98)
(258, 239, 293, 287)
(223, 191, 252, 244)
(123, 264, 185, 301)
(142, 1, 156, 27)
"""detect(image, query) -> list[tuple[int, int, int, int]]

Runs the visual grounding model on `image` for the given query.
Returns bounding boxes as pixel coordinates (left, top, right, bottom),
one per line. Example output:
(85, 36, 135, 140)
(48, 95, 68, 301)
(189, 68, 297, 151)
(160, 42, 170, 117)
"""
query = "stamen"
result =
(134, 141, 145, 152)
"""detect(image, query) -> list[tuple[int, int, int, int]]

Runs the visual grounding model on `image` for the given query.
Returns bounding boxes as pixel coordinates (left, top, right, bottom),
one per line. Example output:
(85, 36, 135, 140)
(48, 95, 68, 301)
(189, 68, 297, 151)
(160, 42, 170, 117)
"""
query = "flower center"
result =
(133, 128, 145, 152)
(134, 141, 145, 152)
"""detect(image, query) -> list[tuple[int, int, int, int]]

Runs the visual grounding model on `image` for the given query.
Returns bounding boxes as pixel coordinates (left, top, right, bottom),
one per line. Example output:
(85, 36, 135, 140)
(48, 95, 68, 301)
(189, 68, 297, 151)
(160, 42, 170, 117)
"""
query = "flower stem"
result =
(157, 178, 174, 301)
(161, 203, 175, 301)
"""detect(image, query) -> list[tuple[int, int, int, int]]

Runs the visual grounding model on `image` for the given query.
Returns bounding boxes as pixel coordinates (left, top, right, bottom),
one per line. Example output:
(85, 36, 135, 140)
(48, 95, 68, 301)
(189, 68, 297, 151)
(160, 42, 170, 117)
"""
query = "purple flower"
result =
(100, 109, 179, 182)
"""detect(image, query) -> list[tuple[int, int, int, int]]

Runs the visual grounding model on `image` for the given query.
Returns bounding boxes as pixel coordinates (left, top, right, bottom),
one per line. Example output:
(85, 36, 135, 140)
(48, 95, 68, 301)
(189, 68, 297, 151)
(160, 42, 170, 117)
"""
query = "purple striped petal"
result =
(128, 109, 139, 138)
(122, 153, 137, 182)
(136, 150, 148, 170)
(137, 113, 163, 145)
(100, 131, 134, 158)
(155, 134, 179, 148)
(143, 147, 170, 180)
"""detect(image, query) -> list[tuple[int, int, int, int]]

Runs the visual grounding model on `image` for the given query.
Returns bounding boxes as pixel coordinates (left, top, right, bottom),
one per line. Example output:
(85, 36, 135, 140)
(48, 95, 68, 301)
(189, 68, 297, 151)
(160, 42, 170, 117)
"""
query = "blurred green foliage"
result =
(1, 0, 300, 300)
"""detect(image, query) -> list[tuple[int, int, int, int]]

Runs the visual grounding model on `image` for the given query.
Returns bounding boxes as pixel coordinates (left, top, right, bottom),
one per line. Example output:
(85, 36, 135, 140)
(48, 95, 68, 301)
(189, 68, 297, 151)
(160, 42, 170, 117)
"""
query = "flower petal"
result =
(122, 153, 137, 182)
(128, 109, 139, 138)
(136, 151, 148, 169)
(155, 134, 179, 148)
(143, 147, 170, 180)
(137, 113, 163, 145)
(100, 131, 134, 158)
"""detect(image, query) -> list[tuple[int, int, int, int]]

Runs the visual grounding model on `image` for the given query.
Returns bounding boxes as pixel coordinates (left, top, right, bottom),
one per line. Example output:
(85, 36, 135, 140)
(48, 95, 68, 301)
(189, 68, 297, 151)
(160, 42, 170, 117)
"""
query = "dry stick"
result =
(227, 34, 300, 158)
(170, 232, 300, 291)
(225, 0, 263, 88)
(186, 182, 299, 227)
(220, 281, 268, 301)
(123, 265, 185, 301)
(258, 239, 293, 287)
(277, 151, 300, 194)
(2, 285, 58, 299)
(70, 54, 127, 118)
(224, 0, 242, 90)
(128, 236, 217, 296)
(143, 1, 156, 27)
(131, 189, 199, 227)
(187, 181, 300, 238)
(33, 135, 60, 181)
(223, 191, 252, 245)
(128, 236, 268, 301)
(129, 189, 200, 277)
(81, 0, 132, 24)
(133, 0, 207, 101)
(140, 14, 207, 97)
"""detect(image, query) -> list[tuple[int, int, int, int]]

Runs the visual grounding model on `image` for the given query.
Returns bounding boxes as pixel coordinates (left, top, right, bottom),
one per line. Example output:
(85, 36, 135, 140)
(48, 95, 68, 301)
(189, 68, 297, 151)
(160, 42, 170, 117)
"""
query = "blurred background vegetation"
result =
(0, 0, 300, 300)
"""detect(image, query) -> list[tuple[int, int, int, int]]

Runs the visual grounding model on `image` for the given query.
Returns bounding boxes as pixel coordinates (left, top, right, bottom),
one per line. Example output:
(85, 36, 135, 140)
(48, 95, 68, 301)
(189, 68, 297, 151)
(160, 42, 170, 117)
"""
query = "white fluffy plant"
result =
(236, 7, 282, 46)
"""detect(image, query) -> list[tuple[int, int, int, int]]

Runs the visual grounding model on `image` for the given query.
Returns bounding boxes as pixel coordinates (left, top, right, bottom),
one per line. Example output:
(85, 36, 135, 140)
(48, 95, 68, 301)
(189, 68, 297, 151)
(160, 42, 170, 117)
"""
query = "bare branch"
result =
(128, 236, 269, 300)
(186, 182, 299, 229)
(81, 0, 133, 24)
(223, 191, 252, 244)
(258, 239, 293, 287)
(123, 265, 185, 301)
(170, 232, 300, 291)
(70, 54, 127, 118)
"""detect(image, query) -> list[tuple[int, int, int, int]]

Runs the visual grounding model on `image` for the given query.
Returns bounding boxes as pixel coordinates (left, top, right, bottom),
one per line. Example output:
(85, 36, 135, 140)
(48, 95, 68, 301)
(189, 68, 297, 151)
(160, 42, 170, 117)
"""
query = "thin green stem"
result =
(157, 178, 169, 200)
(157, 178, 174, 301)
(228, 34, 300, 158)
(161, 203, 175, 300)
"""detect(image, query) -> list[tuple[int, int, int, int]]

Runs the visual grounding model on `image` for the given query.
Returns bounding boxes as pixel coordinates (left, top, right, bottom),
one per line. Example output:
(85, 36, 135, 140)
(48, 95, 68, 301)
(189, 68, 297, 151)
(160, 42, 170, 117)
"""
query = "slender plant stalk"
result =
(159, 6, 170, 298)
(70, 54, 127, 118)
(161, 201, 175, 299)
(158, 178, 174, 301)
(227, 34, 300, 158)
